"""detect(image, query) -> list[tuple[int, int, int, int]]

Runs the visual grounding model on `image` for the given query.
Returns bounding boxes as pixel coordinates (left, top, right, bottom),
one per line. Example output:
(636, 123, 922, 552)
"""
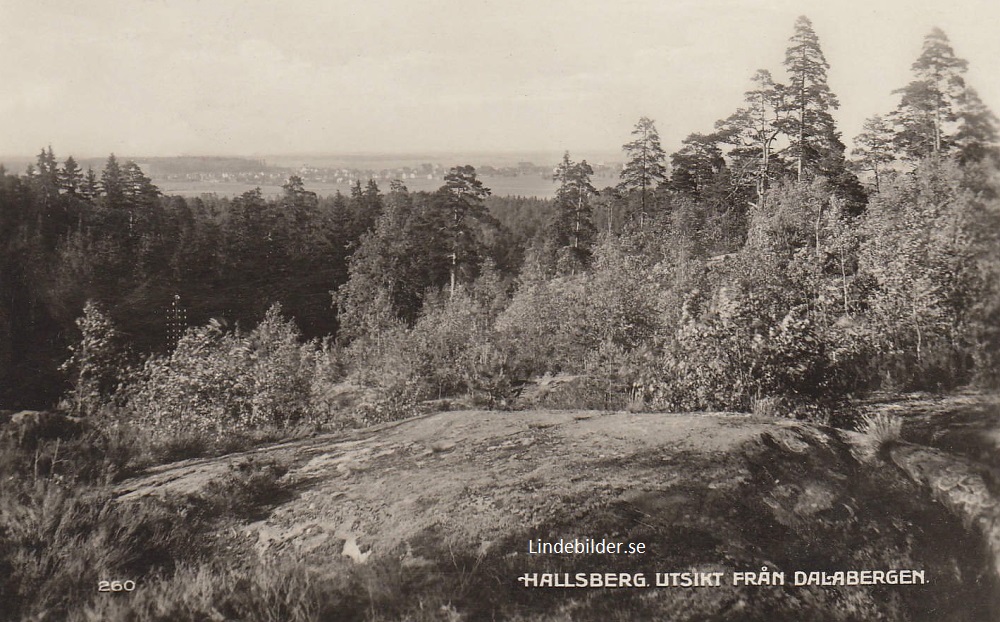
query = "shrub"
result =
(494, 275, 593, 378)
(195, 456, 292, 520)
(353, 380, 422, 425)
(306, 338, 350, 419)
(347, 289, 516, 414)
(124, 305, 318, 439)
(857, 411, 903, 449)
(465, 340, 519, 409)
(60, 300, 128, 417)
(857, 160, 985, 390)
(404, 292, 485, 400)
(0, 419, 142, 485)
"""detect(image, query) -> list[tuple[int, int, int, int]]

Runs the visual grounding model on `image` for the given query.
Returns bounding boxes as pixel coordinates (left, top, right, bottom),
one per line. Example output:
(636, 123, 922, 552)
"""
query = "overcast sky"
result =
(2, 0, 999, 160)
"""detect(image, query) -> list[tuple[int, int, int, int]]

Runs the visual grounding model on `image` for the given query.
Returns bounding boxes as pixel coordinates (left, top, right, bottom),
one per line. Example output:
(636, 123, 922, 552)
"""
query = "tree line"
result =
(2, 17, 999, 418)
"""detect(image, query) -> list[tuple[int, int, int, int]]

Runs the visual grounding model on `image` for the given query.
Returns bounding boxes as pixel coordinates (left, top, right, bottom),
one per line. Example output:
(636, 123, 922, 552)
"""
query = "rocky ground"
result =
(114, 395, 1000, 621)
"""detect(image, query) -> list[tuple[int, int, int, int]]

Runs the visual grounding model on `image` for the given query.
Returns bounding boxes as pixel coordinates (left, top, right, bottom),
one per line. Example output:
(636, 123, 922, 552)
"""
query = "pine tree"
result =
(33, 146, 60, 197)
(669, 132, 727, 198)
(59, 156, 84, 195)
(852, 115, 896, 192)
(122, 160, 159, 206)
(717, 70, 788, 206)
(618, 117, 667, 222)
(82, 167, 100, 200)
(891, 28, 968, 159)
(440, 165, 491, 298)
(281, 175, 322, 257)
(781, 16, 845, 182)
(549, 151, 598, 270)
(36, 146, 59, 186)
(101, 154, 126, 210)
(954, 87, 1000, 163)
(345, 178, 382, 236)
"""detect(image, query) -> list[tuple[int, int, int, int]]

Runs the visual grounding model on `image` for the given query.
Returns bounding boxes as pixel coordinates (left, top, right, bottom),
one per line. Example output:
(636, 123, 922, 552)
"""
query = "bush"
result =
(404, 292, 486, 400)
(857, 160, 985, 390)
(348, 289, 514, 414)
(0, 419, 142, 485)
(494, 275, 593, 378)
(857, 411, 903, 449)
(60, 300, 128, 417)
(465, 341, 520, 409)
(495, 238, 666, 398)
(195, 456, 292, 521)
(632, 251, 868, 416)
(353, 380, 423, 425)
(124, 305, 320, 439)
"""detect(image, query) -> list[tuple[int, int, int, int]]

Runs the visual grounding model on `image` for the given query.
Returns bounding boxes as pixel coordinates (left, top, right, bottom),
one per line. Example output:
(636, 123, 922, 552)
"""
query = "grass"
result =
(0, 478, 208, 620)
(858, 411, 904, 448)
(77, 558, 344, 622)
(197, 456, 292, 520)
(750, 395, 784, 417)
(0, 429, 297, 622)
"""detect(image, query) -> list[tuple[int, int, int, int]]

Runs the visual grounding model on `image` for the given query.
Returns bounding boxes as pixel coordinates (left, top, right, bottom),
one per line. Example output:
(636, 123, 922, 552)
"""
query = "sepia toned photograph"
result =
(2, 0, 1000, 619)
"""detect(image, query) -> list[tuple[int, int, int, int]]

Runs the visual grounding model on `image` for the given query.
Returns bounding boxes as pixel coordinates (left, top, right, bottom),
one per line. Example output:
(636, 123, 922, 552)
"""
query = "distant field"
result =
(154, 175, 580, 199)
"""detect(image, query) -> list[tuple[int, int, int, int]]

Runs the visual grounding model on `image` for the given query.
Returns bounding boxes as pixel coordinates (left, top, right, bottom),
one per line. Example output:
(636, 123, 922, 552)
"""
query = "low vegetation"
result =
(859, 411, 904, 446)
(0, 424, 295, 621)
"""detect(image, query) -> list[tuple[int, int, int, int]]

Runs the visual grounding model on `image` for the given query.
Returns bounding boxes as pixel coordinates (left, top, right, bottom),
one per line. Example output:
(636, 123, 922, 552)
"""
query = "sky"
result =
(2, 0, 999, 161)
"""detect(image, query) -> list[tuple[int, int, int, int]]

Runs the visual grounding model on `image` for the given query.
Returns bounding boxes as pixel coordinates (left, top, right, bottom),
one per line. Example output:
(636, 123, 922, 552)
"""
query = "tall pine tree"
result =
(618, 117, 667, 222)
(891, 28, 968, 159)
(781, 16, 845, 181)
(440, 166, 492, 298)
(548, 151, 597, 271)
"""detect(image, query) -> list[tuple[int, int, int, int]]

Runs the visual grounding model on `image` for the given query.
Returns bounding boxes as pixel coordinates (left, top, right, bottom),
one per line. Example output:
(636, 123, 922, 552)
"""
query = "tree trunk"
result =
(840, 249, 850, 315)
(798, 51, 805, 182)
(449, 252, 456, 301)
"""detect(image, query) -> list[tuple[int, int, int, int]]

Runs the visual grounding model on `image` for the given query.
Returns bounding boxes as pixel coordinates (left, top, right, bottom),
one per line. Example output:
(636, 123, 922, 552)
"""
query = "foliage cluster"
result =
(122, 305, 345, 440)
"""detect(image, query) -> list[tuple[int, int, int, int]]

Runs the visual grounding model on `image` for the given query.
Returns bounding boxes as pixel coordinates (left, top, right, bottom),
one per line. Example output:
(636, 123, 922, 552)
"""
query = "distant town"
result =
(144, 156, 623, 189)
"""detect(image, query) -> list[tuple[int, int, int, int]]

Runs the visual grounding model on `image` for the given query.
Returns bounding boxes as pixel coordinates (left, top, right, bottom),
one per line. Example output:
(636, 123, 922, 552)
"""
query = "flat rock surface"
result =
(113, 402, 1000, 621)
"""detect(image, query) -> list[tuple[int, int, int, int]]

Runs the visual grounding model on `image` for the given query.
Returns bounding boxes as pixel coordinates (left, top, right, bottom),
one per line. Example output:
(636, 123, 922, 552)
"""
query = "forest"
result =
(3, 19, 997, 418)
(1, 16, 1000, 620)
